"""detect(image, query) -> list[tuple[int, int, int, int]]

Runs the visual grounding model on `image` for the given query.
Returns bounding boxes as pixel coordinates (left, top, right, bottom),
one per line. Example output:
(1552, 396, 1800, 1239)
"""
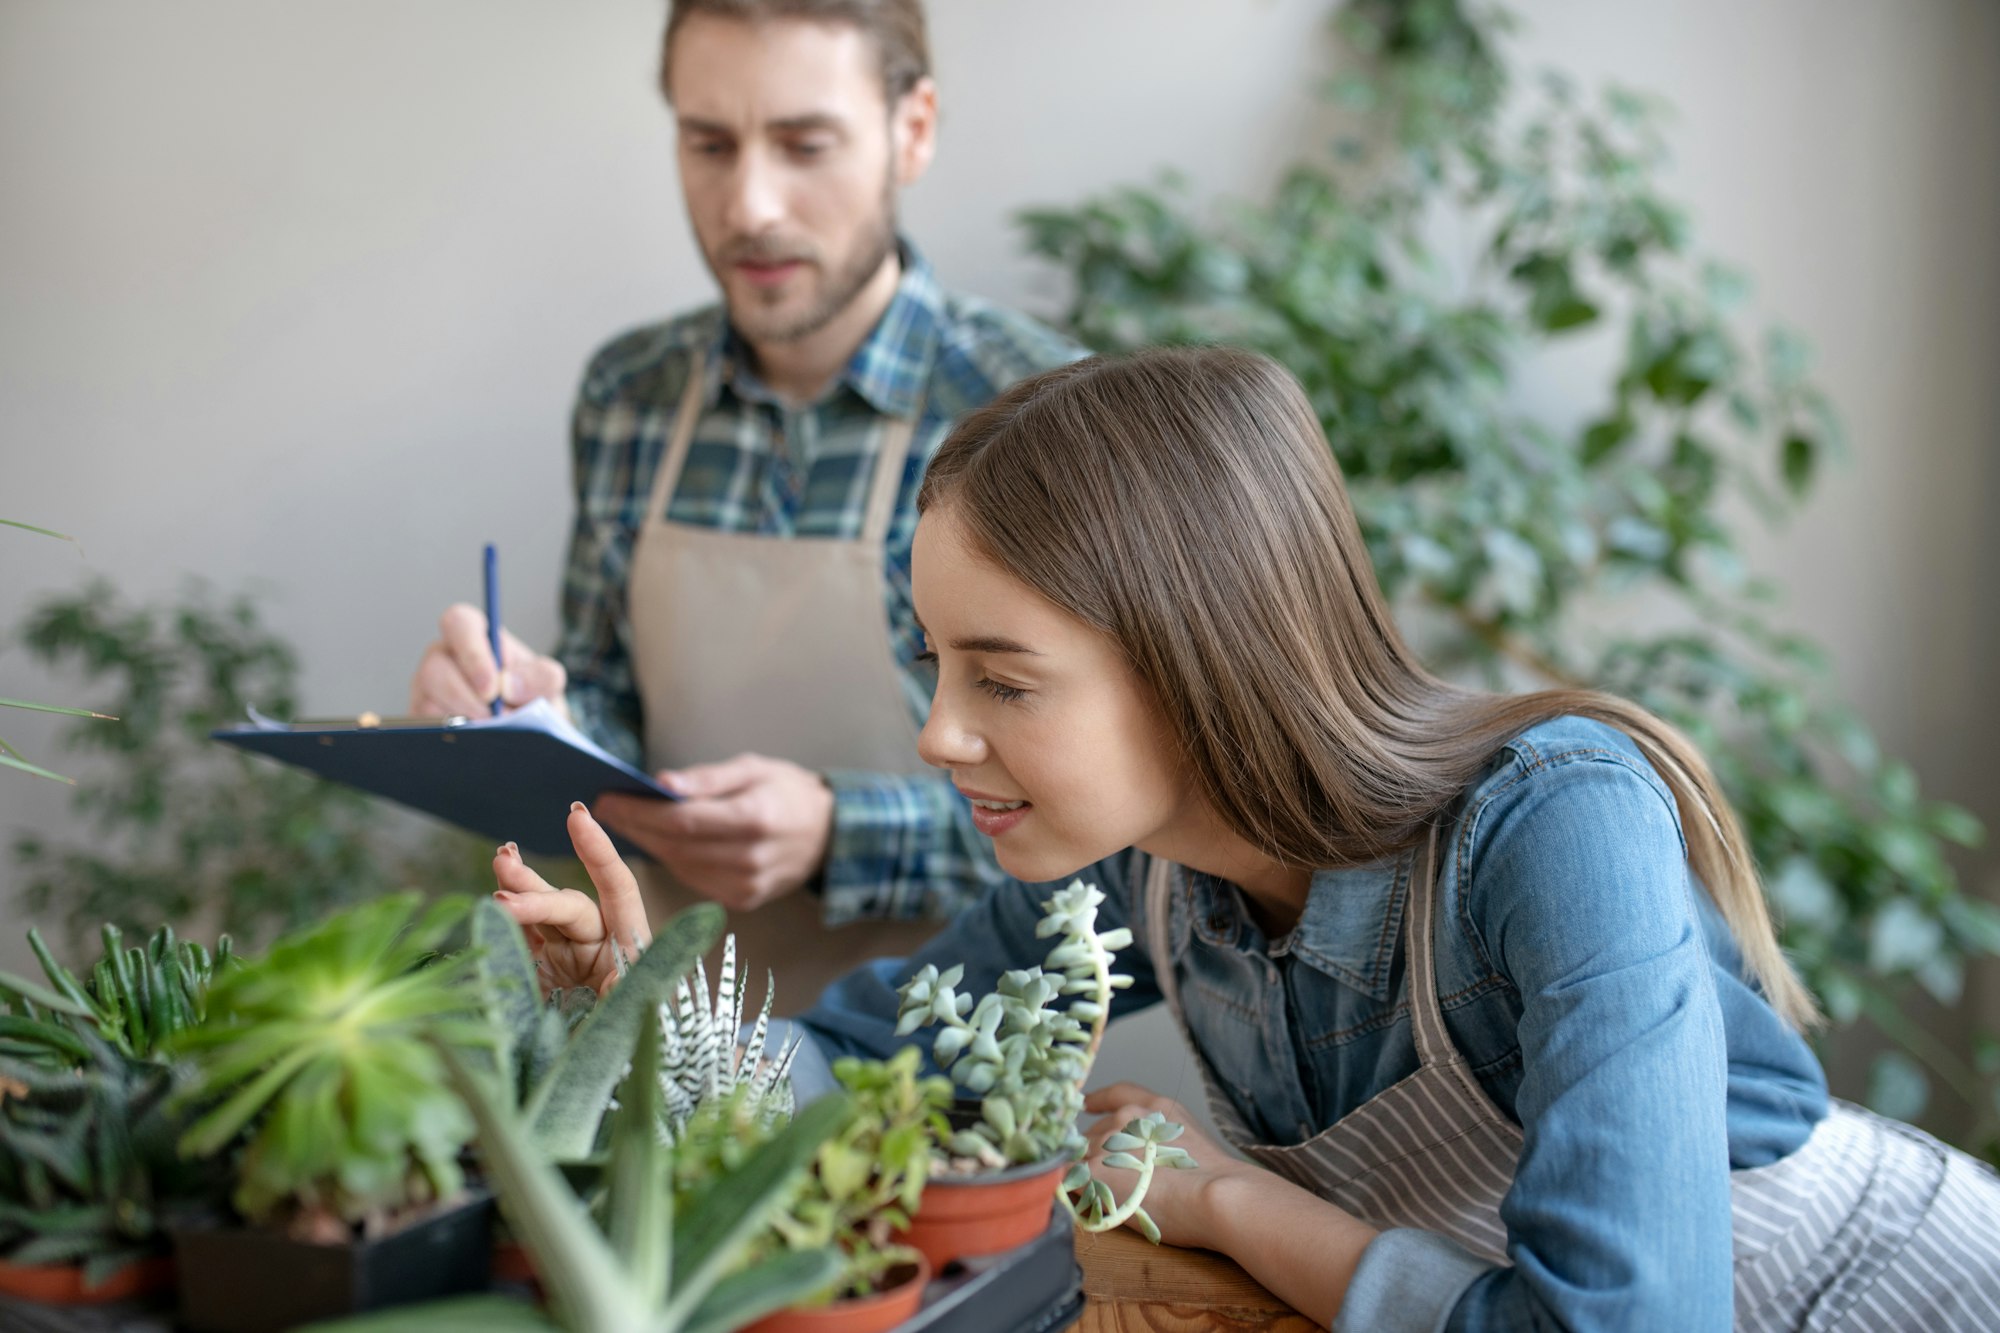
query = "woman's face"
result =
(912, 507, 1197, 883)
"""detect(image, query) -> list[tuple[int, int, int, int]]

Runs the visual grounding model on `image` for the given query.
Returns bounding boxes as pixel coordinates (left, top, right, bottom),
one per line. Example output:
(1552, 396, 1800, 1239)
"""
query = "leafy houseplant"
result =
(0, 923, 233, 1304)
(674, 1046, 950, 1332)
(168, 893, 498, 1333)
(1018, 0, 1997, 1154)
(10, 579, 497, 948)
(894, 881, 1195, 1261)
(305, 904, 855, 1333)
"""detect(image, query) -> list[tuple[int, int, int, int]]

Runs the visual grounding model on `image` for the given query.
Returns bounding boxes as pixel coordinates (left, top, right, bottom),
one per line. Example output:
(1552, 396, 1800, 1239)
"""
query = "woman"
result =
(493, 346, 2000, 1329)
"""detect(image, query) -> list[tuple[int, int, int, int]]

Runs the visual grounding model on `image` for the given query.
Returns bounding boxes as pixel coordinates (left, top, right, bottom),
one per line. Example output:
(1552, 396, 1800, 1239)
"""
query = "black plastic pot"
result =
(170, 1191, 495, 1333)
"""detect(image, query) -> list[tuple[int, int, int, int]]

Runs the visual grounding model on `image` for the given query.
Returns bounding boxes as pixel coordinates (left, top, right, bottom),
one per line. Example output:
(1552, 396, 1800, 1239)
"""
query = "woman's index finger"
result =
(567, 802, 652, 953)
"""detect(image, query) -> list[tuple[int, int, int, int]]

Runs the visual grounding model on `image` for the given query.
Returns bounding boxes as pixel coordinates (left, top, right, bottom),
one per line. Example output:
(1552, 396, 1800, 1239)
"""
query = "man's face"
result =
(667, 16, 929, 346)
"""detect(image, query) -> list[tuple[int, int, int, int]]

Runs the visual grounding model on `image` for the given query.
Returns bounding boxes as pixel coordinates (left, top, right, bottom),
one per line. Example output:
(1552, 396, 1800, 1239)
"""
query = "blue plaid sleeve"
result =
(817, 768, 1012, 924)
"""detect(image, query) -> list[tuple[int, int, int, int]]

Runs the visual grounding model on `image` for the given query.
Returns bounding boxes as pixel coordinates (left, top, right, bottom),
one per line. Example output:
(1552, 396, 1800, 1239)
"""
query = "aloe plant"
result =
(0, 923, 232, 1066)
(0, 1027, 226, 1286)
(896, 879, 1195, 1242)
(464, 897, 741, 1162)
(302, 917, 853, 1333)
(0, 921, 235, 1282)
(172, 894, 495, 1235)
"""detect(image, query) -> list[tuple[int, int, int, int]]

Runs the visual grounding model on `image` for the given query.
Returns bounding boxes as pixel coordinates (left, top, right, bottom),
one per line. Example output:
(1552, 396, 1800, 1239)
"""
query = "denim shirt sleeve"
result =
(789, 847, 1161, 1073)
(1341, 741, 1736, 1333)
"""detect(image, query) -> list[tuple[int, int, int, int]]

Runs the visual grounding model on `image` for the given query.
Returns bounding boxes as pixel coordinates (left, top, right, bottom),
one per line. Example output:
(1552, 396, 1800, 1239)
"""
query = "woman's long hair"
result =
(918, 345, 1818, 1031)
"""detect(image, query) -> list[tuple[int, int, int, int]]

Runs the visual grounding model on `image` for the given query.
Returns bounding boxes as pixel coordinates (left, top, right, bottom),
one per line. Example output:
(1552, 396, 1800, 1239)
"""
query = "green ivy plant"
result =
(1018, 0, 1996, 1156)
(10, 580, 497, 947)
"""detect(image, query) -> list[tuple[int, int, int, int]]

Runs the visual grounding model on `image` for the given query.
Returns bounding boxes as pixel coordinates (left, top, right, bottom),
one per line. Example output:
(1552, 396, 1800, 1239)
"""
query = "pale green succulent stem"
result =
(1079, 934, 1114, 1074)
(1066, 1140, 1159, 1234)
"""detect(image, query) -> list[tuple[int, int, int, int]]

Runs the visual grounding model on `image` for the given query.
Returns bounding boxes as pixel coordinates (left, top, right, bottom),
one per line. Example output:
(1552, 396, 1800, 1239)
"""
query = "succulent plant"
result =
(1, 923, 233, 1068)
(303, 906, 851, 1333)
(658, 934, 798, 1143)
(172, 894, 492, 1236)
(895, 879, 1194, 1241)
(0, 1027, 226, 1286)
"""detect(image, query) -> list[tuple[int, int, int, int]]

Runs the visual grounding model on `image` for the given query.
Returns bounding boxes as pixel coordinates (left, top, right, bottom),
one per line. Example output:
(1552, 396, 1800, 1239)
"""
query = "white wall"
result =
(3, 1, 1997, 1126)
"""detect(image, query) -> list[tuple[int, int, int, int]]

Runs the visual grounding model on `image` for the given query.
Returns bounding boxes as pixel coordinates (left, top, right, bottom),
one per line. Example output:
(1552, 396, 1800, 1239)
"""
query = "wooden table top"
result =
(1073, 1226, 1316, 1331)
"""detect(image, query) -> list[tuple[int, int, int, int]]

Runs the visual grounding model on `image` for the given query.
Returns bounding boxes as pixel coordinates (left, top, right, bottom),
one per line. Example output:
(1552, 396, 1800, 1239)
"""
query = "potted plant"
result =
(303, 902, 855, 1333)
(892, 880, 1194, 1268)
(673, 1045, 951, 1333)
(166, 893, 499, 1333)
(0, 923, 232, 1306)
(465, 899, 798, 1284)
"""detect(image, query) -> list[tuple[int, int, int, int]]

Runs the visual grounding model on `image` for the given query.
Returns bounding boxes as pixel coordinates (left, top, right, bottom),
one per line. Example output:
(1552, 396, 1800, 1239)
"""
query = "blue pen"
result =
(483, 543, 503, 716)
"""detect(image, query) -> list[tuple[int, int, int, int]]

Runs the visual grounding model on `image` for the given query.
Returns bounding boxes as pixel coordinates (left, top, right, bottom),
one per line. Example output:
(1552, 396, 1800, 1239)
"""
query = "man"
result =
(409, 0, 1079, 997)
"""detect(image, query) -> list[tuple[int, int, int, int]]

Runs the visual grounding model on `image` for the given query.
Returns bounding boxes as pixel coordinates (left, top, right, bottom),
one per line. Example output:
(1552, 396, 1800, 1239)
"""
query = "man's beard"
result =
(711, 175, 899, 346)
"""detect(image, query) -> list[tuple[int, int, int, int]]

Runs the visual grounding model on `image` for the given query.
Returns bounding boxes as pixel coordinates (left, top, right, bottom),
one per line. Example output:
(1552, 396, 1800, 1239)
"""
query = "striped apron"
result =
(1141, 839, 2000, 1329)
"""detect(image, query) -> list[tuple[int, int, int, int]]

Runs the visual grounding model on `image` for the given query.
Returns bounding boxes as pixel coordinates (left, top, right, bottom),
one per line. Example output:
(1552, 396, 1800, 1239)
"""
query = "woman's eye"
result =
(914, 650, 937, 665)
(976, 678, 1027, 704)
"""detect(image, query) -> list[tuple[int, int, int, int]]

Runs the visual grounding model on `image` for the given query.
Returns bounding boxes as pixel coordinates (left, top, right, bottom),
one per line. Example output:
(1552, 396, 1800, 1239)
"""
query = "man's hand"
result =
(492, 802, 652, 997)
(410, 602, 569, 718)
(594, 752, 835, 912)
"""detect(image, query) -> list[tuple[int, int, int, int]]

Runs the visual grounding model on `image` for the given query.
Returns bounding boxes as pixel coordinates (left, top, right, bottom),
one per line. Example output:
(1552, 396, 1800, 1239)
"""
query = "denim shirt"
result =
(790, 716, 1830, 1331)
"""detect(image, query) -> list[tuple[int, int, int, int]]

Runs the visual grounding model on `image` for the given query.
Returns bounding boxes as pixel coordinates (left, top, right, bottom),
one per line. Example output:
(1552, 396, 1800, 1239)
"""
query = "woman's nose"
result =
(918, 694, 984, 770)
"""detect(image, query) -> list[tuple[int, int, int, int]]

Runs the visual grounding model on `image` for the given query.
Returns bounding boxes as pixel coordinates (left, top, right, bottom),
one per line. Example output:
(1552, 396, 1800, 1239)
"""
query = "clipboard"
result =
(212, 698, 676, 858)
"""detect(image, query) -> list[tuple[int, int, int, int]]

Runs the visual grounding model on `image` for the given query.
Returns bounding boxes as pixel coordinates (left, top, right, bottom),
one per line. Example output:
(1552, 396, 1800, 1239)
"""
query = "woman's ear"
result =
(892, 76, 938, 187)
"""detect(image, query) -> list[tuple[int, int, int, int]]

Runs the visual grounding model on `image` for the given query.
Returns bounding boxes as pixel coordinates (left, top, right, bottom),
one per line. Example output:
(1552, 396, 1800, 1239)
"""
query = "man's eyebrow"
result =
(676, 113, 847, 135)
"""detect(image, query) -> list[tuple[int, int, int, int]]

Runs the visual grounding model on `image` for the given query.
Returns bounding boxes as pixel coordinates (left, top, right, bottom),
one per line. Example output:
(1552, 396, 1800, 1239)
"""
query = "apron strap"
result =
(642, 358, 712, 533)
(1402, 826, 1457, 1069)
(644, 353, 919, 548)
(1144, 854, 1183, 1021)
(859, 415, 919, 546)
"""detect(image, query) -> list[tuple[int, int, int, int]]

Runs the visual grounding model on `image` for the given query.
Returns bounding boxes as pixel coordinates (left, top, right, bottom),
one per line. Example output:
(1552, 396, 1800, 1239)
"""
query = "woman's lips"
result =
(967, 801, 1031, 837)
(961, 790, 1032, 838)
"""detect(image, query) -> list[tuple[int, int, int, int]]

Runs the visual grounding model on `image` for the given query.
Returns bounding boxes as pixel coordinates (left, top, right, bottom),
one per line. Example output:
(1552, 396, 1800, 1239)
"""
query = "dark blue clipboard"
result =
(212, 699, 676, 859)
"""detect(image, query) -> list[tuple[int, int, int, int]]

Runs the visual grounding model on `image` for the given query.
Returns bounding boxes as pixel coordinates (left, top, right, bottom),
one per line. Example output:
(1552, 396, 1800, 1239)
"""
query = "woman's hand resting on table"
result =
(490, 801, 653, 998)
(1081, 1082, 1259, 1251)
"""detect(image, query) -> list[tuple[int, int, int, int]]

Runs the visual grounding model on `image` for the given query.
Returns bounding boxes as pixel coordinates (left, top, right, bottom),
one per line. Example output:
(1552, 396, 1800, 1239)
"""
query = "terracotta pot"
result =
(0, 1254, 175, 1305)
(491, 1237, 538, 1287)
(895, 1159, 1067, 1272)
(745, 1255, 930, 1333)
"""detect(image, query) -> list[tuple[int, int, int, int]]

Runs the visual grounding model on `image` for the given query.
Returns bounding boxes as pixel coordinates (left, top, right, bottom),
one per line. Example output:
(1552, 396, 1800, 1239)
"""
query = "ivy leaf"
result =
(1781, 434, 1816, 497)
(1867, 900, 1944, 975)
(1866, 1051, 1929, 1123)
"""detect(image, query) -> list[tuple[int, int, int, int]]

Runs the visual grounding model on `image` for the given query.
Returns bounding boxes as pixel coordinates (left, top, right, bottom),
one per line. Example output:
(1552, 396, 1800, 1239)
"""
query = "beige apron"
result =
(623, 358, 942, 1013)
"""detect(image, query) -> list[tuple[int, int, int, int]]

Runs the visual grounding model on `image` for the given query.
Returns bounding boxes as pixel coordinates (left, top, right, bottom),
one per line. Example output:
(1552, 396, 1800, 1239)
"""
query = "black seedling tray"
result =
(901, 1203, 1082, 1333)
(0, 1204, 1082, 1333)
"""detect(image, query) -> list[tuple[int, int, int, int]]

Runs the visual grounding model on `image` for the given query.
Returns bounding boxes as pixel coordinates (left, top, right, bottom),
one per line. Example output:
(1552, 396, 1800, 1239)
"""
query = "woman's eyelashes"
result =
(976, 677, 1028, 704)
(913, 650, 1028, 704)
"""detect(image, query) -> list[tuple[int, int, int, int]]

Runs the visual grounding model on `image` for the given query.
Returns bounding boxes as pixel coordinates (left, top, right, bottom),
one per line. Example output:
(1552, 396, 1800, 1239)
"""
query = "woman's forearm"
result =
(1196, 1166, 1381, 1328)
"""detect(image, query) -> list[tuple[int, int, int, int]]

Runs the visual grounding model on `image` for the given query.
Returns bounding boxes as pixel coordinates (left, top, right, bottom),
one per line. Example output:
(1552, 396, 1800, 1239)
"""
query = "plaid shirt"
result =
(556, 243, 1083, 925)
